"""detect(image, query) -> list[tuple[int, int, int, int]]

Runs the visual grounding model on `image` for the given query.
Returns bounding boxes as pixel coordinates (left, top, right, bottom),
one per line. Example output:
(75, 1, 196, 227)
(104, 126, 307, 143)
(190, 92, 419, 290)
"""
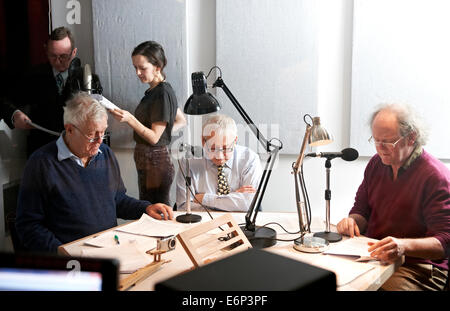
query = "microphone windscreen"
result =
(341, 148, 359, 161)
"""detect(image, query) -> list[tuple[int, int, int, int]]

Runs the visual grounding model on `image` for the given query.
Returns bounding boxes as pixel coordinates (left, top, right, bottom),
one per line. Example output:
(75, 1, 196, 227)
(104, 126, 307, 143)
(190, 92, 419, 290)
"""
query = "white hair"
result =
(369, 103, 429, 147)
(202, 114, 237, 139)
(63, 92, 107, 126)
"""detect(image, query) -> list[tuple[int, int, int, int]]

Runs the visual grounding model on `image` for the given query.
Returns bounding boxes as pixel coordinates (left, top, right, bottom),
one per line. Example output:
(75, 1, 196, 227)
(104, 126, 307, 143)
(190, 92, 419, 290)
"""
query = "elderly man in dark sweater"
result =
(337, 103, 449, 291)
(15, 92, 173, 253)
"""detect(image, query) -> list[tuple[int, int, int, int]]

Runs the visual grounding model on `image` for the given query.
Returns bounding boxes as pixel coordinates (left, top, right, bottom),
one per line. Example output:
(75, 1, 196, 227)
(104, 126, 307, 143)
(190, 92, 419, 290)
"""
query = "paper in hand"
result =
(91, 94, 120, 111)
(25, 120, 61, 136)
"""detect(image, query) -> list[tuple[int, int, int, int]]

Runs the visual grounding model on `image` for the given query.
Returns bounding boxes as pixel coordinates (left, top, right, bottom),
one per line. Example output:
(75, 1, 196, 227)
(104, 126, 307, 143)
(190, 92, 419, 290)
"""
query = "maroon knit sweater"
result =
(350, 150, 450, 270)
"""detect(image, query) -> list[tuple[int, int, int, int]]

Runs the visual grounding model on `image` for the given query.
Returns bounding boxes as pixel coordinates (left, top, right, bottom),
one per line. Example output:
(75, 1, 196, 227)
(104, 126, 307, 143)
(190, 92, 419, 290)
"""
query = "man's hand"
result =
(12, 110, 33, 129)
(235, 185, 257, 193)
(368, 236, 405, 264)
(336, 217, 361, 238)
(194, 193, 204, 204)
(146, 203, 174, 220)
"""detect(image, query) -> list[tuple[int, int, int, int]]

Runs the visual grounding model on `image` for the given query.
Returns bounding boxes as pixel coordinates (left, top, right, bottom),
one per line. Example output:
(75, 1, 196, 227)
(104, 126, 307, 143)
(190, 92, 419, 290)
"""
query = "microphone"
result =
(68, 57, 81, 76)
(83, 64, 92, 94)
(306, 148, 359, 161)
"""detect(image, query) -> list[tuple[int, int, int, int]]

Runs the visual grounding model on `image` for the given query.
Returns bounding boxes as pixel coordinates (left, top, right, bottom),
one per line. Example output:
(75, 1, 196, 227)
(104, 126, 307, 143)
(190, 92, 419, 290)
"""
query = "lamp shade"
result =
(183, 72, 221, 115)
(184, 93, 221, 115)
(309, 117, 332, 146)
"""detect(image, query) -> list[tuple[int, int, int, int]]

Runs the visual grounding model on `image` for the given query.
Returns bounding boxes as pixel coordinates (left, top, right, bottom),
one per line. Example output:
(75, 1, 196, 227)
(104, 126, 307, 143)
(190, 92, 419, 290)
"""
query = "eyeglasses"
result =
(204, 142, 235, 154)
(72, 124, 109, 143)
(47, 51, 72, 62)
(368, 136, 405, 150)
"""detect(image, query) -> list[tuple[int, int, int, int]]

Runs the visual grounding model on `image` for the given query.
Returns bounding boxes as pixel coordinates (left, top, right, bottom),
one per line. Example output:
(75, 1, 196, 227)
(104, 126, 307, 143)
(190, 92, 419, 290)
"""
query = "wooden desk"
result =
(59, 211, 403, 291)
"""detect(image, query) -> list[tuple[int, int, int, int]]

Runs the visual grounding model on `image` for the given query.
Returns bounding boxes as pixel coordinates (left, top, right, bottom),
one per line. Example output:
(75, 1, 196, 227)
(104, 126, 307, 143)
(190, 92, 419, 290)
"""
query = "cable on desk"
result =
(237, 222, 305, 242)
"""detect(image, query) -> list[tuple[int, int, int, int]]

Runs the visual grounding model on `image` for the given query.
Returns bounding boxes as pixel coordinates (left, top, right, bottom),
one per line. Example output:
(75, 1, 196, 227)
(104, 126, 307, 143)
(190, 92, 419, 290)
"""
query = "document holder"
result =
(176, 213, 252, 268)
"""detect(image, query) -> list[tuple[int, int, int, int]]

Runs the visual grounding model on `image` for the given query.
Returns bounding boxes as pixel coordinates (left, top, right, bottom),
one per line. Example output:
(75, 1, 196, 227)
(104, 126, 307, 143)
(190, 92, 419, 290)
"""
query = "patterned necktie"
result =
(217, 164, 230, 195)
(56, 73, 64, 94)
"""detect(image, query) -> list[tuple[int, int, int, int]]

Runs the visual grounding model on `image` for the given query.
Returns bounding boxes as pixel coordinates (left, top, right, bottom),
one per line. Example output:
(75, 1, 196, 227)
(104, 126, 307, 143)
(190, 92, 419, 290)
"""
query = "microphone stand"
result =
(176, 144, 202, 223)
(212, 77, 281, 248)
(313, 158, 342, 242)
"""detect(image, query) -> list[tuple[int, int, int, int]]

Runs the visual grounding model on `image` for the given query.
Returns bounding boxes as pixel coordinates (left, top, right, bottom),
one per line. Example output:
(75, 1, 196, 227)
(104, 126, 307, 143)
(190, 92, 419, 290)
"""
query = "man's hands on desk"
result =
(194, 185, 257, 204)
(337, 216, 405, 264)
(146, 203, 174, 220)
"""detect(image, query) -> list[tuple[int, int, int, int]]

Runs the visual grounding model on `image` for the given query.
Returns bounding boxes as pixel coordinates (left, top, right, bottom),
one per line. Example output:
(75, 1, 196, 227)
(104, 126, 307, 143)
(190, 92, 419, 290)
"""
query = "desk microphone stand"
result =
(313, 158, 342, 242)
(176, 144, 202, 223)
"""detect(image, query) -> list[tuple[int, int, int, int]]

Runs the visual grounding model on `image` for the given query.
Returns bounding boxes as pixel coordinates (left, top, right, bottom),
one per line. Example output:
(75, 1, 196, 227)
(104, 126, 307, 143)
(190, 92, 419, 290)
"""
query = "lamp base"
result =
(313, 231, 342, 243)
(240, 225, 276, 248)
(176, 213, 202, 223)
(293, 236, 329, 253)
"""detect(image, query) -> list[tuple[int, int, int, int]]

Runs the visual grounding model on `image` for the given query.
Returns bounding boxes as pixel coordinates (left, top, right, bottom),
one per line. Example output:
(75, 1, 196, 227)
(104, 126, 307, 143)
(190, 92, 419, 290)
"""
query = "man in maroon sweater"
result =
(337, 103, 449, 290)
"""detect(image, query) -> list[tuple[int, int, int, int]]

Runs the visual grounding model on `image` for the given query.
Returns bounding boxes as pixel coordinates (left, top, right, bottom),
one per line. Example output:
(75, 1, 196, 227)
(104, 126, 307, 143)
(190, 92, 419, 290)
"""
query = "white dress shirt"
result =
(176, 144, 263, 212)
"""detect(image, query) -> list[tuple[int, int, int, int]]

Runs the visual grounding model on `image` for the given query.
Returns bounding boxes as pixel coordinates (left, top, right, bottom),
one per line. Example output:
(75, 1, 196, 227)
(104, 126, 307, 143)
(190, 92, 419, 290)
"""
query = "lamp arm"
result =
(245, 145, 281, 231)
(292, 124, 312, 234)
(212, 77, 271, 152)
(293, 125, 311, 173)
(211, 76, 282, 232)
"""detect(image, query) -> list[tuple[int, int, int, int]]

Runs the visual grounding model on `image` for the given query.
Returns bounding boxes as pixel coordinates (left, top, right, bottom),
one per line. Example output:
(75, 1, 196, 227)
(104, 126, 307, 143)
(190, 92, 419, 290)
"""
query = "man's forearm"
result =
(403, 237, 446, 260)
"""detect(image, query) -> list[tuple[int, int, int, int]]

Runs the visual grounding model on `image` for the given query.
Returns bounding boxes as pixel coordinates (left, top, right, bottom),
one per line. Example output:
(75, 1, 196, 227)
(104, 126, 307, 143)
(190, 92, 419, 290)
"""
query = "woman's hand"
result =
(110, 109, 134, 123)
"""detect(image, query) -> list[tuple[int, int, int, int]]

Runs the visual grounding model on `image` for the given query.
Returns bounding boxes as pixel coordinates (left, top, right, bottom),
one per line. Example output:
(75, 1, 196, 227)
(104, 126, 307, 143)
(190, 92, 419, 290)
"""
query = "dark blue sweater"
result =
(16, 142, 150, 252)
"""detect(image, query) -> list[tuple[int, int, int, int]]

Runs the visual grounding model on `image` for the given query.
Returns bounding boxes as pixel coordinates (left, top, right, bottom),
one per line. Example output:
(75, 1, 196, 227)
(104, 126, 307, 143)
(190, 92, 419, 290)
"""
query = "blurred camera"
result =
(157, 236, 177, 252)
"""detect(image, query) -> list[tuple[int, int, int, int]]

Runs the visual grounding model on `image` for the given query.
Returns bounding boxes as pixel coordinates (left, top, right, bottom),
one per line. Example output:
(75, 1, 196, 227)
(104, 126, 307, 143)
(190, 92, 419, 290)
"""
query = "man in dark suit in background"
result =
(3, 26, 102, 157)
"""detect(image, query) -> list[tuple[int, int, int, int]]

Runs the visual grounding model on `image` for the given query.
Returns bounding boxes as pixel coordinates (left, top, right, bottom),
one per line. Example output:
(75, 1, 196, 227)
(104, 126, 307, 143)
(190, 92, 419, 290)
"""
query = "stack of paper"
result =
(81, 240, 152, 273)
(83, 231, 156, 249)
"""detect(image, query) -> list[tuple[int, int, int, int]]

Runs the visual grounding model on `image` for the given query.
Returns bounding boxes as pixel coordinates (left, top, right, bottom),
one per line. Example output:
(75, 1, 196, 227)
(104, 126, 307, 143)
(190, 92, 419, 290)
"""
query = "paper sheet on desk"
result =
(313, 255, 376, 287)
(323, 236, 379, 262)
(83, 231, 157, 250)
(115, 213, 191, 237)
(81, 240, 151, 273)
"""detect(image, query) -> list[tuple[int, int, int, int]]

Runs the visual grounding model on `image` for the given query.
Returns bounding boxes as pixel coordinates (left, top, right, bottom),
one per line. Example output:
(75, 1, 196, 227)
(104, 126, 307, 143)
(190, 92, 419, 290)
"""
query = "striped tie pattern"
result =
(217, 164, 230, 195)
(56, 73, 64, 94)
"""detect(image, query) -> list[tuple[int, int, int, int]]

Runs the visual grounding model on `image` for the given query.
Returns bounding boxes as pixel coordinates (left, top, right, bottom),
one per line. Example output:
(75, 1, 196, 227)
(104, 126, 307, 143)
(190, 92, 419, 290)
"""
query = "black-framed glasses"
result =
(72, 124, 109, 143)
(368, 136, 405, 150)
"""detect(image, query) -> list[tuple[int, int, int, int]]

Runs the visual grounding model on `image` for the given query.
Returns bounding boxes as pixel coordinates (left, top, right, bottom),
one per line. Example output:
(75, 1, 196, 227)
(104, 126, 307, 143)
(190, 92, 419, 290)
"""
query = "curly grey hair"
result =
(369, 103, 429, 147)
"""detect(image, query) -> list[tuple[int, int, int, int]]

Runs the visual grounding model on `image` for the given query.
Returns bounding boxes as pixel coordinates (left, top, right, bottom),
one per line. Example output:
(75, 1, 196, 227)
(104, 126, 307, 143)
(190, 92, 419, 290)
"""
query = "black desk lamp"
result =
(183, 68, 282, 248)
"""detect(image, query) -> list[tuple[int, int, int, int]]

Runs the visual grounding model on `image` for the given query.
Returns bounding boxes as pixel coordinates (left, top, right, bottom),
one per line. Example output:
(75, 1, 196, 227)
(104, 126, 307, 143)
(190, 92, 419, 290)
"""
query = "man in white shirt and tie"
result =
(176, 114, 263, 212)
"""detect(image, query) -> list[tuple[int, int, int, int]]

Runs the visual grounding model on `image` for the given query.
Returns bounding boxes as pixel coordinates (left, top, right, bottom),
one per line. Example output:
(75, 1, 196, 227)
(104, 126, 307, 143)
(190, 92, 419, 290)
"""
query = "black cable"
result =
(258, 222, 301, 235)
(300, 162, 312, 232)
(206, 66, 222, 79)
(236, 222, 305, 242)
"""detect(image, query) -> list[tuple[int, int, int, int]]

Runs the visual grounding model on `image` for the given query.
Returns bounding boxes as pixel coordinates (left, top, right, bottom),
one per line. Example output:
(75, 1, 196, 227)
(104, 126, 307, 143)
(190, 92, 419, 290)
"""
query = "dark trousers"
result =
(134, 144, 174, 206)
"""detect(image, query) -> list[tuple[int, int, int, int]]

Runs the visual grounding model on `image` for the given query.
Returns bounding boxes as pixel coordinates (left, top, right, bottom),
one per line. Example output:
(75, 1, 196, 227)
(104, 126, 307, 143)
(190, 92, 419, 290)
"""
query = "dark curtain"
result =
(0, 0, 49, 106)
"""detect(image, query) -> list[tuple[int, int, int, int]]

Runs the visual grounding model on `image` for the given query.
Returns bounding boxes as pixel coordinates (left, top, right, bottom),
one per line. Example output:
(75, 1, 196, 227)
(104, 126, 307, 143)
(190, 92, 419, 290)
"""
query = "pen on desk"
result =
(114, 235, 120, 245)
